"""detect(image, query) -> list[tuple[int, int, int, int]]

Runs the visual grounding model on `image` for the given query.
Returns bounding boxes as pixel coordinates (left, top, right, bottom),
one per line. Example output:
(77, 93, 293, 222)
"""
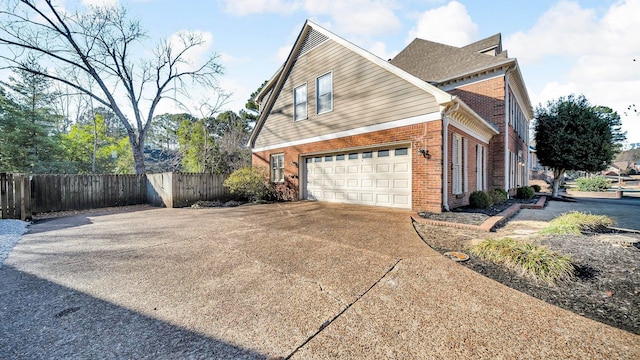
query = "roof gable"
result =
(250, 20, 459, 148)
(390, 35, 513, 83)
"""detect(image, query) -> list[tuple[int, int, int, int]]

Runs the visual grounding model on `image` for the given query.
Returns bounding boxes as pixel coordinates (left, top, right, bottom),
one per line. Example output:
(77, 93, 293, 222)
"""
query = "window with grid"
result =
(452, 134, 463, 194)
(270, 154, 284, 183)
(316, 72, 333, 114)
(294, 84, 307, 121)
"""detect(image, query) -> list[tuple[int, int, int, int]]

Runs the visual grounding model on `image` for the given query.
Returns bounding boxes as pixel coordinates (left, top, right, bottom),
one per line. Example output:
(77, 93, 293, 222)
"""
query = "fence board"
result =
(1, 173, 31, 220)
(30, 174, 147, 214)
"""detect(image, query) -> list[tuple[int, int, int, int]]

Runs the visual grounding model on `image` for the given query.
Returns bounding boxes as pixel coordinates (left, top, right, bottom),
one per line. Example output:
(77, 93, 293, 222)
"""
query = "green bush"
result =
(489, 188, 508, 204)
(575, 176, 610, 192)
(469, 190, 493, 208)
(531, 184, 541, 192)
(470, 238, 574, 285)
(223, 167, 270, 202)
(540, 211, 615, 235)
(516, 186, 535, 199)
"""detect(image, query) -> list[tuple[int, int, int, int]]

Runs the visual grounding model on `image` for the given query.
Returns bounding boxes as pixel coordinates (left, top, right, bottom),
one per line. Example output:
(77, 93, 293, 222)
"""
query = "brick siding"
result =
(253, 121, 445, 212)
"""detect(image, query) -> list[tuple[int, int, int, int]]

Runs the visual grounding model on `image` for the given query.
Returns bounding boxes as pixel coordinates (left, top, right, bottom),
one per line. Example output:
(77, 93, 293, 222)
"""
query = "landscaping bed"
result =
(414, 218, 640, 335)
(418, 196, 542, 225)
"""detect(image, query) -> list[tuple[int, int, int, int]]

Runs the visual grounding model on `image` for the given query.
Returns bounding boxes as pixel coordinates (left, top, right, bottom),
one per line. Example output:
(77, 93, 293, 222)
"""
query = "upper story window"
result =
(316, 72, 333, 114)
(294, 84, 307, 121)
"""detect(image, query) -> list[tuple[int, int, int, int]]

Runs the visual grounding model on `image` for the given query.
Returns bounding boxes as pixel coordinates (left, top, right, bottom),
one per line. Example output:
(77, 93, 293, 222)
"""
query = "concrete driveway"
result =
(1, 202, 638, 359)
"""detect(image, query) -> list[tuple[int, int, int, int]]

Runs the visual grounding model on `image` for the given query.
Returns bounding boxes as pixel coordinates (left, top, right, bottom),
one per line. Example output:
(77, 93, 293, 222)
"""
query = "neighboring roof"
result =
(390, 36, 514, 83)
(251, 20, 499, 148)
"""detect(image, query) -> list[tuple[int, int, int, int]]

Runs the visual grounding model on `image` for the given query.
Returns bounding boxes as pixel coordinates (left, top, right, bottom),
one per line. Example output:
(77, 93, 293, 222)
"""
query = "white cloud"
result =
(368, 41, 398, 61)
(222, 0, 299, 16)
(167, 30, 214, 71)
(407, 1, 478, 46)
(224, 0, 400, 37)
(509, 0, 640, 143)
(304, 0, 401, 37)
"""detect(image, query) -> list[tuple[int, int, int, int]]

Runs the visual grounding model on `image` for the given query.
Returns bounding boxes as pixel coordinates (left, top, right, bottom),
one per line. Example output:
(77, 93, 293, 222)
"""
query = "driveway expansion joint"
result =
(285, 258, 402, 360)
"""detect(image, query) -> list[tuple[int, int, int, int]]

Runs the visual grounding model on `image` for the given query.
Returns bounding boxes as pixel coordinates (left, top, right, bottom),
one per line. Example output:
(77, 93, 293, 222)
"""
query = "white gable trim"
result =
(308, 21, 454, 104)
(252, 112, 441, 153)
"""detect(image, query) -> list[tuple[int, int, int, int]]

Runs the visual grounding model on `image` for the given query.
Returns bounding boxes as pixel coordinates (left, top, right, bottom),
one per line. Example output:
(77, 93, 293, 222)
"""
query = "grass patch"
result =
(540, 211, 615, 235)
(470, 238, 574, 285)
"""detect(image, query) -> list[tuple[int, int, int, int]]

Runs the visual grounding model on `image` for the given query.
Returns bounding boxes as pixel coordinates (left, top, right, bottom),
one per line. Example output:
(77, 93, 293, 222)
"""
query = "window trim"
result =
(452, 134, 463, 195)
(315, 71, 333, 115)
(270, 153, 284, 183)
(293, 83, 307, 121)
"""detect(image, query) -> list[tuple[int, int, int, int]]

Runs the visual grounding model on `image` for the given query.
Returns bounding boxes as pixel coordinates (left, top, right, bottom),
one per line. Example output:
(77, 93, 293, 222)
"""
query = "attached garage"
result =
(302, 146, 412, 209)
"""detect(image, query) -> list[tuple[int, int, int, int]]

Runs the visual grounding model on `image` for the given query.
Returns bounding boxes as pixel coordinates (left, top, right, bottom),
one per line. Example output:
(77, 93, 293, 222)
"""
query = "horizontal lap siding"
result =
(255, 39, 439, 148)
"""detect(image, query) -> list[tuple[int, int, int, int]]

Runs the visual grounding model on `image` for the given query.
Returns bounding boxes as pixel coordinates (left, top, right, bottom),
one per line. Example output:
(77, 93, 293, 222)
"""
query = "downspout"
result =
(441, 101, 460, 212)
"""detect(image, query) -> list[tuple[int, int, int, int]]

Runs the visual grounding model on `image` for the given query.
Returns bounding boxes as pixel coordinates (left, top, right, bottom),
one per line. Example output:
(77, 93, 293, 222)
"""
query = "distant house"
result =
(249, 20, 532, 212)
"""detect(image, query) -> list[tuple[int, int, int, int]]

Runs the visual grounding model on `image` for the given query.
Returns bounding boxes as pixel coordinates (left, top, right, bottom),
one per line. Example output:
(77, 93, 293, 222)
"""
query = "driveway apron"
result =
(1, 202, 638, 359)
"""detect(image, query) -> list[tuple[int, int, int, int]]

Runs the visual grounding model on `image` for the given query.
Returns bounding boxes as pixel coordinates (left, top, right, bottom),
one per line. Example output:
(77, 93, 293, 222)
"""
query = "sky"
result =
(5, 0, 640, 145)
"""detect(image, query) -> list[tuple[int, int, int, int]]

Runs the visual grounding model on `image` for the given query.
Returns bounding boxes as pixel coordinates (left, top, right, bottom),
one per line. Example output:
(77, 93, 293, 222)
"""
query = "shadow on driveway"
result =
(0, 265, 265, 359)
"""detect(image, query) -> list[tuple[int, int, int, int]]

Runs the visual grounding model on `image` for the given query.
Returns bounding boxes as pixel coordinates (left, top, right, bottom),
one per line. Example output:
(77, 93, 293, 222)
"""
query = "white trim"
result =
(307, 21, 454, 105)
(316, 71, 333, 115)
(252, 112, 441, 152)
(463, 137, 468, 193)
(504, 71, 511, 191)
(439, 71, 505, 92)
(452, 133, 463, 195)
(448, 117, 493, 143)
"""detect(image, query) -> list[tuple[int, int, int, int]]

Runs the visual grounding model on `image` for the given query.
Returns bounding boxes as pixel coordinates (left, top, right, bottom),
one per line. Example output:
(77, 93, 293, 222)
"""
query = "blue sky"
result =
(14, 0, 640, 144)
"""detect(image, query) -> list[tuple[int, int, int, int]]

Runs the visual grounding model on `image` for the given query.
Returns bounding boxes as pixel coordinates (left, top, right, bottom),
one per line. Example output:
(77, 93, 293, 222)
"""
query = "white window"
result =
(476, 144, 487, 191)
(270, 153, 284, 183)
(294, 84, 307, 121)
(452, 134, 463, 194)
(316, 72, 333, 114)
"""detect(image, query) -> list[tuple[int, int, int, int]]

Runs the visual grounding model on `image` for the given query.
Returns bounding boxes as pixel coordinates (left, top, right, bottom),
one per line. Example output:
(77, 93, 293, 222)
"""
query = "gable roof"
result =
(462, 33, 503, 55)
(251, 20, 502, 148)
(390, 36, 514, 84)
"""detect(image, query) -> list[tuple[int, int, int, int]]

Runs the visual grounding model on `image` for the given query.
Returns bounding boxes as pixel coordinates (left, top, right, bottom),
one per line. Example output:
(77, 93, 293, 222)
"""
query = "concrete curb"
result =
(412, 196, 547, 232)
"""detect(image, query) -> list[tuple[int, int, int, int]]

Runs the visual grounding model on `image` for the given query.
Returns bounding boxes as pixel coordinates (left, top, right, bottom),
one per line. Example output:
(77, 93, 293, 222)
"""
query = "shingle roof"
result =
(462, 33, 502, 54)
(390, 34, 514, 83)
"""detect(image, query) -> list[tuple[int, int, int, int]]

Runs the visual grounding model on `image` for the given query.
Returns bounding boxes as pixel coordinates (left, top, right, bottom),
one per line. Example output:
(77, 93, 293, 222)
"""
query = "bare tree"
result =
(0, 1, 223, 173)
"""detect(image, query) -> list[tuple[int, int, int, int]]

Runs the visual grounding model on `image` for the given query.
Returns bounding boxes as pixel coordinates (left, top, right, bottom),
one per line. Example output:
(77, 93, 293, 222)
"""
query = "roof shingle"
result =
(390, 34, 514, 83)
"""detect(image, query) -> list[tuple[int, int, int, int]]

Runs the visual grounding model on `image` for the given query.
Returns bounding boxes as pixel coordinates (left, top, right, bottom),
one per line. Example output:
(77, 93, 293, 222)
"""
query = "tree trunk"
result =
(132, 142, 145, 174)
(552, 168, 565, 198)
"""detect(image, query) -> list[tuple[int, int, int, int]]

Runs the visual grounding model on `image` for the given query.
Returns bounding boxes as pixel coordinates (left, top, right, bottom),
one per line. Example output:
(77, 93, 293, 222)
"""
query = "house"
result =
(249, 20, 532, 212)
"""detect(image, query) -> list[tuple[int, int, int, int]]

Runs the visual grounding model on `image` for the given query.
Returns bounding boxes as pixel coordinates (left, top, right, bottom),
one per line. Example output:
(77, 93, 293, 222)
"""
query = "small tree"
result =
(534, 95, 626, 197)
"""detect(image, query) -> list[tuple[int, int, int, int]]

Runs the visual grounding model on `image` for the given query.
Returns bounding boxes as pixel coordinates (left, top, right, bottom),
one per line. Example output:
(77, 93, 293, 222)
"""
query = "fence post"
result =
(1, 173, 7, 219)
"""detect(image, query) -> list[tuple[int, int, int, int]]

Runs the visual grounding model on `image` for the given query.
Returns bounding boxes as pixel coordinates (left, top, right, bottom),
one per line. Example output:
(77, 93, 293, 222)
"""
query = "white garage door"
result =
(303, 147, 411, 209)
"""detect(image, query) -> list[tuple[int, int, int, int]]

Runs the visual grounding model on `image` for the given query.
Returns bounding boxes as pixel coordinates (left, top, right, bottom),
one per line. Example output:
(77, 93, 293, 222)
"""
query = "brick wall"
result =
(446, 125, 490, 209)
(253, 121, 445, 212)
(449, 76, 507, 190)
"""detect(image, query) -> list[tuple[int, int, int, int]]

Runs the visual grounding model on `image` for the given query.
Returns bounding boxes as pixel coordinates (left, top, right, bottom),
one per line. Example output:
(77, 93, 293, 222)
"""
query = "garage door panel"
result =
(394, 179, 409, 188)
(394, 163, 409, 172)
(304, 146, 411, 209)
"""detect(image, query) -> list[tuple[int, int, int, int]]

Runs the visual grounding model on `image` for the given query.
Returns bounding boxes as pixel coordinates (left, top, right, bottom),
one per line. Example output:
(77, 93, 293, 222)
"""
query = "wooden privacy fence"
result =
(1, 173, 32, 221)
(30, 174, 147, 214)
(0, 172, 231, 219)
(146, 172, 230, 208)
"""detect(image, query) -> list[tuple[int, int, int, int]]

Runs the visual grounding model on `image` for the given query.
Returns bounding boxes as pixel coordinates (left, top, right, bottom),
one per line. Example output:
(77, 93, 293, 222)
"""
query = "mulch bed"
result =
(414, 209, 640, 335)
(418, 197, 541, 225)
